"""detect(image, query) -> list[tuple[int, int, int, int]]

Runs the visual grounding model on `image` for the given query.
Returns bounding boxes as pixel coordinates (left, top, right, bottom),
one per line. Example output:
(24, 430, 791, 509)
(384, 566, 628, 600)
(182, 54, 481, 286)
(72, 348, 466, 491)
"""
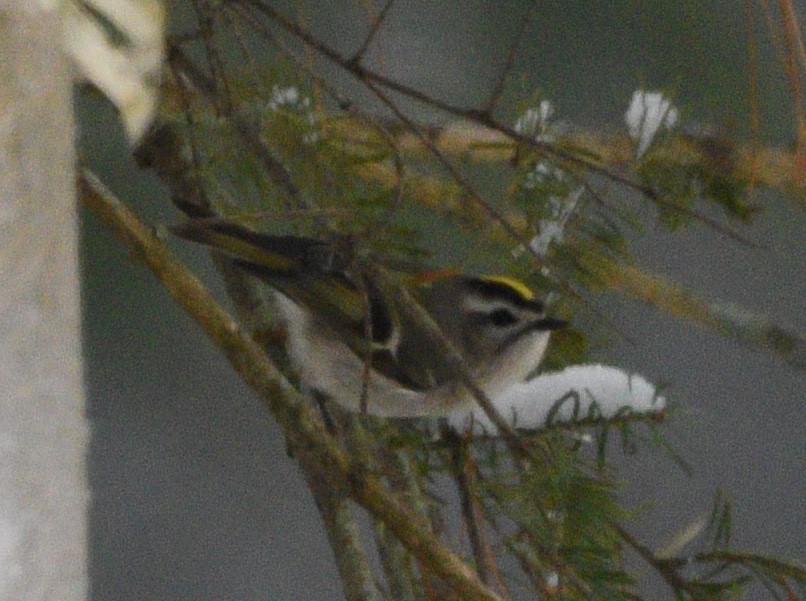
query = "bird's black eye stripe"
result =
(488, 308, 518, 327)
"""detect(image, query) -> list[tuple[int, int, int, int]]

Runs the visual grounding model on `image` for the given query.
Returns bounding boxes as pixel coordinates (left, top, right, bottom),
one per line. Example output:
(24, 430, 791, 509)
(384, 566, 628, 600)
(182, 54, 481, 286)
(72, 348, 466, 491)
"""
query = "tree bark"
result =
(0, 4, 88, 600)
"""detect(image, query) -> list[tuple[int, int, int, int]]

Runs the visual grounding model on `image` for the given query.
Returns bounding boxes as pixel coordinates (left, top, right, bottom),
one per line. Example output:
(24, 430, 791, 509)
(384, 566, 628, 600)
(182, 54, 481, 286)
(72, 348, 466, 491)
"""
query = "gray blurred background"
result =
(79, 2, 804, 599)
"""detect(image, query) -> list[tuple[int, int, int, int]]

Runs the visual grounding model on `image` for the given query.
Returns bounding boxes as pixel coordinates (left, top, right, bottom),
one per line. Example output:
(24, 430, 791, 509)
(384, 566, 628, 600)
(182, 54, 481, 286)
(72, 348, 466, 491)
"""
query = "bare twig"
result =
(298, 451, 385, 601)
(483, 0, 537, 114)
(776, 0, 806, 152)
(354, 78, 638, 351)
(190, 0, 235, 115)
(743, 0, 762, 190)
(372, 445, 428, 601)
(359, 76, 597, 316)
(450, 436, 506, 594)
(350, 0, 396, 65)
(218, 2, 269, 95)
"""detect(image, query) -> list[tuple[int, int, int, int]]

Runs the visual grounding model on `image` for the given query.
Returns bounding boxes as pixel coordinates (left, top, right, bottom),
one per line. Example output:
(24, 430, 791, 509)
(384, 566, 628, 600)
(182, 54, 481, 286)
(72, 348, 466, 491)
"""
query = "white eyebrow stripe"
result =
(462, 297, 520, 315)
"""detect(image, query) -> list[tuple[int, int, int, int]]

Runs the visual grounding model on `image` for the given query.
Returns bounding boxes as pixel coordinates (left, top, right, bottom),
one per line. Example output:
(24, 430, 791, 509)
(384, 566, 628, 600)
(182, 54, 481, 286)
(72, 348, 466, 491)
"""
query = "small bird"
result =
(173, 220, 564, 418)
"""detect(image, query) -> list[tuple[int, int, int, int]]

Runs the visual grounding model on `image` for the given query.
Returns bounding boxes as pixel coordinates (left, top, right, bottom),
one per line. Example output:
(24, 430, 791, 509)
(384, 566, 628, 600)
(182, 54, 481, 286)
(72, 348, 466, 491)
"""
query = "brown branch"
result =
(371, 444, 427, 601)
(350, 0, 396, 64)
(777, 0, 806, 152)
(743, 0, 762, 190)
(483, 0, 537, 114)
(372, 124, 761, 248)
(190, 0, 235, 115)
(581, 252, 806, 371)
(297, 450, 384, 601)
(176, 4, 775, 246)
(233, 10, 409, 235)
(350, 86, 633, 346)
(354, 77, 625, 353)
(363, 79, 548, 265)
(450, 436, 507, 595)
(451, 437, 491, 588)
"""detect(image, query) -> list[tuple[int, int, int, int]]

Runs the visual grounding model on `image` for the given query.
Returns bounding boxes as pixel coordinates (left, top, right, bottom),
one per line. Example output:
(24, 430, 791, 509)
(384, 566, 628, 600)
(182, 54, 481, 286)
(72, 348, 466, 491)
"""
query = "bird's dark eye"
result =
(488, 308, 518, 327)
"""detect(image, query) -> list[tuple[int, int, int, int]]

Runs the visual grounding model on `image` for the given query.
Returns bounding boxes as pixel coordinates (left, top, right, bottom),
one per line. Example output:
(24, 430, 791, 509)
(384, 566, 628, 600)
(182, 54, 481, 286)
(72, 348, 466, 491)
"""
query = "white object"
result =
(62, 0, 165, 141)
(447, 364, 666, 434)
(624, 90, 679, 157)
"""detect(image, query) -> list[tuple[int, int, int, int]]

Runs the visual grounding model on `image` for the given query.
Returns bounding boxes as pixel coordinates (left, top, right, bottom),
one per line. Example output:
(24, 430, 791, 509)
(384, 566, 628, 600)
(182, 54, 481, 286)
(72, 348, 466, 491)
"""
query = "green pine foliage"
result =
(154, 13, 805, 598)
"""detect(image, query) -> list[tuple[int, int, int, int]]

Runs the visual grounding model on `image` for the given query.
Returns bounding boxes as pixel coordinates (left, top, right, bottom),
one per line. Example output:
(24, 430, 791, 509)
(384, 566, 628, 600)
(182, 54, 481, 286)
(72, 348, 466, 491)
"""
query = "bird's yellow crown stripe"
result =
(479, 275, 534, 300)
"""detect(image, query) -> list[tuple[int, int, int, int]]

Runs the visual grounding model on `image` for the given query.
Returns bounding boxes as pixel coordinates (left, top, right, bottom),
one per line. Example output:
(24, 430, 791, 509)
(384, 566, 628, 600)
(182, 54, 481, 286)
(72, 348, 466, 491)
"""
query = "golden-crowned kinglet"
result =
(173, 220, 564, 418)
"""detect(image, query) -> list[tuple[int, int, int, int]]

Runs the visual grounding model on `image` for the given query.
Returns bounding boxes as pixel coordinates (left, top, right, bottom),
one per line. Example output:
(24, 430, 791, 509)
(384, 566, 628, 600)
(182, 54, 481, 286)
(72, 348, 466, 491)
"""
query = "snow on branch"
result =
(624, 90, 679, 157)
(448, 364, 666, 435)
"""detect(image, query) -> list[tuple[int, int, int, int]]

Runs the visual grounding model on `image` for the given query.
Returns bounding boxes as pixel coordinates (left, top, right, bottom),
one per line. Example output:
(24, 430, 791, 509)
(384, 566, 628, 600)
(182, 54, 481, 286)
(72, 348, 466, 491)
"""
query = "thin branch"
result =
(450, 436, 506, 594)
(350, 0, 396, 65)
(371, 453, 426, 601)
(218, 1, 270, 95)
(355, 79, 639, 355)
(373, 519, 423, 601)
(190, 0, 235, 115)
(614, 522, 806, 598)
(388, 125, 761, 249)
(776, 0, 806, 152)
(378, 445, 438, 600)
(358, 76, 599, 327)
(298, 451, 385, 601)
(478, 476, 595, 598)
(362, 79, 540, 262)
(229, 2, 353, 112)
(743, 0, 762, 189)
(483, 0, 536, 114)
(193, 1, 764, 252)
(584, 254, 806, 371)
(452, 437, 491, 587)
(694, 550, 806, 582)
